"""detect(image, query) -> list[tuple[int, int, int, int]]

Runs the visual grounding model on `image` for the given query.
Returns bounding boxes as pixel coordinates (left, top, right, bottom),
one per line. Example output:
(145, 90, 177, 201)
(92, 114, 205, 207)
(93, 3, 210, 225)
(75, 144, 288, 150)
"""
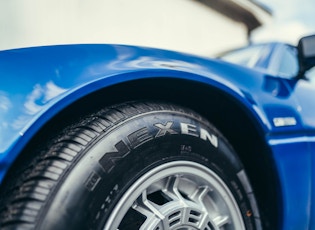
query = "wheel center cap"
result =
(142, 200, 214, 230)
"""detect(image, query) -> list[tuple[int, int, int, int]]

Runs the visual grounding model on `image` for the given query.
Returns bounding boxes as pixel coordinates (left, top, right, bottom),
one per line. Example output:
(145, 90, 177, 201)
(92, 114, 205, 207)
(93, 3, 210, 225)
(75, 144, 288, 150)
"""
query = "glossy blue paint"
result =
(0, 44, 315, 229)
(268, 136, 312, 229)
(311, 140, 315, 229)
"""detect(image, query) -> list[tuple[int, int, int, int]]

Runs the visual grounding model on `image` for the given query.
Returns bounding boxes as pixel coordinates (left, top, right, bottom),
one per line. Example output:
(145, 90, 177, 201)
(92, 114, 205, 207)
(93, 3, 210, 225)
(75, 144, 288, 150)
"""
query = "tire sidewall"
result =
(38, 110, 258, 230)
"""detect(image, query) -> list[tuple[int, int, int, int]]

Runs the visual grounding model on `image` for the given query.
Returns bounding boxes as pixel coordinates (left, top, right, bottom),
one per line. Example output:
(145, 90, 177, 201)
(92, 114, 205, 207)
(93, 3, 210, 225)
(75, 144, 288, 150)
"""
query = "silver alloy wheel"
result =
(104, 161, 245, 230)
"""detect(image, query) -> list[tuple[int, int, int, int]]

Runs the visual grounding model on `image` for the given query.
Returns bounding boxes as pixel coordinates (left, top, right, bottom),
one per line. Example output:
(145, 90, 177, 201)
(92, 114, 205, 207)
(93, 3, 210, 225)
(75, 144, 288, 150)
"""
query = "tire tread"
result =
(0, 101, 262, 229)
(0, 101, 185, 229)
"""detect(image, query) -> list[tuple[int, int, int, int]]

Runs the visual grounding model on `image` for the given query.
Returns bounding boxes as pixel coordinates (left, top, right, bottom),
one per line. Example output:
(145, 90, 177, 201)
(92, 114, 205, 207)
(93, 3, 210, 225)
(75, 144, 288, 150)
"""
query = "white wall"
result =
(0, 0, 248, 55)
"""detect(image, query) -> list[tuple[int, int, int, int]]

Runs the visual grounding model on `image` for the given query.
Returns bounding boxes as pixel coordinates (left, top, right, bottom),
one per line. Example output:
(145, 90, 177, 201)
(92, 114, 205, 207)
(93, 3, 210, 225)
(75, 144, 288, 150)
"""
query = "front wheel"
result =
(106, 161, 246, 230)
(0, 101, 261, 230)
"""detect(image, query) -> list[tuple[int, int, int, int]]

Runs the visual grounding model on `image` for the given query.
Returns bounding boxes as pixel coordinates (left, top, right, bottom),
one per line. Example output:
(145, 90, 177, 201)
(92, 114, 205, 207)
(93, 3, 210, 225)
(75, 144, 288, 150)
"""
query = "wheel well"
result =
(4, 77, 280, 228)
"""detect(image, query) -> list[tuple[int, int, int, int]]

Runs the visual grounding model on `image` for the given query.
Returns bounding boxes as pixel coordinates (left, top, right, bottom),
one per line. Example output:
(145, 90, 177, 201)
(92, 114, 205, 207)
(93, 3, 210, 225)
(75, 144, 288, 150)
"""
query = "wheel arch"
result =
(2, 76, 280, 228)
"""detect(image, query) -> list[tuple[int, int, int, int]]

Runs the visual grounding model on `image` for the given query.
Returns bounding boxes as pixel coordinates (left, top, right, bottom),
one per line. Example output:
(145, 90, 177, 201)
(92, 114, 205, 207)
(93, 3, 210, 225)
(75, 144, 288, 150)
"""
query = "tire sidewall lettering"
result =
(98, 116, 219, 174)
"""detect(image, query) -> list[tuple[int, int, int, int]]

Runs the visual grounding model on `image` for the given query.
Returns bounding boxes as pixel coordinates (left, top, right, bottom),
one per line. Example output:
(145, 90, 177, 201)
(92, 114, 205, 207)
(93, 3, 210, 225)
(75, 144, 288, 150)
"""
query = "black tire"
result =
(0, 101, 261, 230)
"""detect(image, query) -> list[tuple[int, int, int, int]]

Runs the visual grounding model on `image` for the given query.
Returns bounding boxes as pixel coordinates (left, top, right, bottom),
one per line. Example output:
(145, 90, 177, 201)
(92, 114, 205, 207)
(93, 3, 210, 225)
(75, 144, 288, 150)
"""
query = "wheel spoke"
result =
(133, 189, 165, 220)
(162, 175, 184, 202)
(213, 215, 230, 227)
(190, 185, 211, 203)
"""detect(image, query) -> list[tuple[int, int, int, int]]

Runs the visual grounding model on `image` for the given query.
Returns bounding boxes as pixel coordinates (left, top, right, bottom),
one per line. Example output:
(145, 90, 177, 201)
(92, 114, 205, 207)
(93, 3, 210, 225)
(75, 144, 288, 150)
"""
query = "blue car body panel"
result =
(1, 44, 315, 229)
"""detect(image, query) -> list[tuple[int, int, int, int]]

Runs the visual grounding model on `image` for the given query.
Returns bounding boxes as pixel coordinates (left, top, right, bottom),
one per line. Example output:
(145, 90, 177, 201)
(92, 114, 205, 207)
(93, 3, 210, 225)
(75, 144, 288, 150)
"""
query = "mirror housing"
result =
(298, 34, 315, 76)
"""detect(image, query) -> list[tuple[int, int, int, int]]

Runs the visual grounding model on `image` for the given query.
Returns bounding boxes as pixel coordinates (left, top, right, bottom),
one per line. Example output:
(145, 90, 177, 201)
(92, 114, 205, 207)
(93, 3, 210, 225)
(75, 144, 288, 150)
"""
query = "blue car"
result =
(0, 35, 315, 230)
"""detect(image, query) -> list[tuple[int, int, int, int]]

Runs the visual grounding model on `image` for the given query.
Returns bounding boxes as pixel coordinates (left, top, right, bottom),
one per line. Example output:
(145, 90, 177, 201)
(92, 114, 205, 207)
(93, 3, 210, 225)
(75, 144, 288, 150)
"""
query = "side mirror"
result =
(298, 34, 315, 76)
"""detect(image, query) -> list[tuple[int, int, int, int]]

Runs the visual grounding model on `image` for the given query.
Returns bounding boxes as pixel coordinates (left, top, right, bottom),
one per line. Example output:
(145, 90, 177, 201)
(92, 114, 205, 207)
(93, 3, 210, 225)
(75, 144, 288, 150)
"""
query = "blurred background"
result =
(0, 0, 314, 56)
